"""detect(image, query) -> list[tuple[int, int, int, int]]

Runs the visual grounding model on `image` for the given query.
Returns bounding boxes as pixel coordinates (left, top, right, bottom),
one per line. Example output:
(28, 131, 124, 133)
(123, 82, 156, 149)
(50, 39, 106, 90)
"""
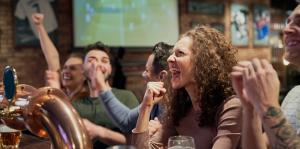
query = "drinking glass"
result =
(168, 135, 195, 149)
(0, 124, 22, 149)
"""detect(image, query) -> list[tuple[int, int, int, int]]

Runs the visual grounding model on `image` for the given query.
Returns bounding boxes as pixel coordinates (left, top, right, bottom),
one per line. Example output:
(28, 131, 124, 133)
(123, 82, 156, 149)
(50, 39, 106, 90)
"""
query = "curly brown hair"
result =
(166, 26, 237, 127)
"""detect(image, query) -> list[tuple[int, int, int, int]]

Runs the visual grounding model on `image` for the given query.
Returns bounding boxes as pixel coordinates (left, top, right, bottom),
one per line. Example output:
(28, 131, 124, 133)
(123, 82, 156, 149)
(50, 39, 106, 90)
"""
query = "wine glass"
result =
(168, 135, 195, 149)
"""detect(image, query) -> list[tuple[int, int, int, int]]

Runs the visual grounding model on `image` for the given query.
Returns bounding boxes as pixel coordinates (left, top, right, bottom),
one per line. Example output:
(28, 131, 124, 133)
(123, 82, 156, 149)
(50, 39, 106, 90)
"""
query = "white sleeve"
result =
(14, 1, 26, 19)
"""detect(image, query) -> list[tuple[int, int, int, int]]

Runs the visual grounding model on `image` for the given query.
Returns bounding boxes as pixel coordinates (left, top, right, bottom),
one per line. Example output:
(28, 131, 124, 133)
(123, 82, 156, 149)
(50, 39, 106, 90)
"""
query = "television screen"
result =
(73, 0, 179, 47)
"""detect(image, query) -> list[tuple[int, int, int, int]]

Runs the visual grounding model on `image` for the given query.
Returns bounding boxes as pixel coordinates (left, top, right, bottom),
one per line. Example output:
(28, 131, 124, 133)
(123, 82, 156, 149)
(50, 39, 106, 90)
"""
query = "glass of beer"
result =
(168, 135, 195, 149)
(0, 125, 22, 149)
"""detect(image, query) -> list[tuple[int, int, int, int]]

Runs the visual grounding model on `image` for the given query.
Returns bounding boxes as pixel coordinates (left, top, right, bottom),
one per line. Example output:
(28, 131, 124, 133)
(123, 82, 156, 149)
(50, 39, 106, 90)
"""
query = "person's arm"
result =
(89, 61, 152, 133)
(134, 82, 165, 133)
(241, 59, 300, 148)
(89, 60, 140, 132)
(131, 82, 168, 149)
(262, 106, 300, 148)
(83, 119, 126, 145)
(131, 102, 154, 149)
(45, 70, 61, 89)
(231, 62, 268, 149)
(32, 13, 60, 71)
(242, 107, 268, 149)
(99, 90, 140, 133)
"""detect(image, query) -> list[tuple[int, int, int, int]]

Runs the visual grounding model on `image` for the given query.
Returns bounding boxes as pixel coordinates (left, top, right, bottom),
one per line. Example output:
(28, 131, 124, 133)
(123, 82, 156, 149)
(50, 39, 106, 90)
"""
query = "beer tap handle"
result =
(3, 66, 17, 104)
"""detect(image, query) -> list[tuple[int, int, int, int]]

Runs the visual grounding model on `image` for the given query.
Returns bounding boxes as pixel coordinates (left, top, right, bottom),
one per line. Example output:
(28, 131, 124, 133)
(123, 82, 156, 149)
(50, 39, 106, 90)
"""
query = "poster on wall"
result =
(231, 3, 249, 46)
(13, 0, 58, 47)
(187, 1, 224, 15)
(253, 5, 270, 46)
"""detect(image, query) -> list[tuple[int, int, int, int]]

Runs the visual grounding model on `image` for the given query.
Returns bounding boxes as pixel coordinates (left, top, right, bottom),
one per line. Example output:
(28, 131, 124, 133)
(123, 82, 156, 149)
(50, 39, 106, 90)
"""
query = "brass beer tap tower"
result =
(0, 66, 92, 149)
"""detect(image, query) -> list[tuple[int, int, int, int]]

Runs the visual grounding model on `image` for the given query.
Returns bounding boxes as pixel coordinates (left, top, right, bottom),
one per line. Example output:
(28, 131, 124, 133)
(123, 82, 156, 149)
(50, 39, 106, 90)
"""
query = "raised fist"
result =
(31, 13, 44, 26)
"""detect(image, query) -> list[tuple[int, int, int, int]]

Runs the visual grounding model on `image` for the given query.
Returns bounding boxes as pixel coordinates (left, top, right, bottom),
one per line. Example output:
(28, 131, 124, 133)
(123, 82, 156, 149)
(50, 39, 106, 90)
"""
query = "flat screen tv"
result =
(73, 0, 179, 47)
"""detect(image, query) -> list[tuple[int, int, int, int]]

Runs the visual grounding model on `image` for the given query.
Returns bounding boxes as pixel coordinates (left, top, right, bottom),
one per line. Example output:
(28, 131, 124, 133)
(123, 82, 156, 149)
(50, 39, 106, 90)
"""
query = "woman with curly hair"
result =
(132, 26, 242, 149)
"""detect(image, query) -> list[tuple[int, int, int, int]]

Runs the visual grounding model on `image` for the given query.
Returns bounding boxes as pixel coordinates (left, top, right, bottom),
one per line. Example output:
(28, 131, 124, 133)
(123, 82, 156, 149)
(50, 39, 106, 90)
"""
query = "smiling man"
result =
(71, 42, 139, 149)
(281, 4, 300, 135)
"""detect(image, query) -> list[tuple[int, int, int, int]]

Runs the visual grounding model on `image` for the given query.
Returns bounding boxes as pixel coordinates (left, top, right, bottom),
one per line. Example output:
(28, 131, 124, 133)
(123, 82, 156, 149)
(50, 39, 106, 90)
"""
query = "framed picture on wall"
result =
(253, 5, 270, 46)
(187, 1, 224, 15)
(231, 3, 249, 46)
(12, 0, 58, 47)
